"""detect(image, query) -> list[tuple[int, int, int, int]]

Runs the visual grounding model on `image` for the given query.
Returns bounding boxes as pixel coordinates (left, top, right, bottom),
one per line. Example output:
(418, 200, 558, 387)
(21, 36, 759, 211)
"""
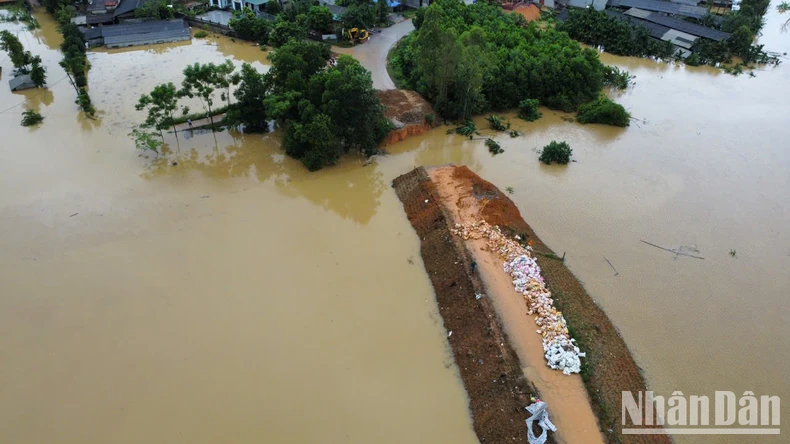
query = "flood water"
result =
(1, 6, 788, 444)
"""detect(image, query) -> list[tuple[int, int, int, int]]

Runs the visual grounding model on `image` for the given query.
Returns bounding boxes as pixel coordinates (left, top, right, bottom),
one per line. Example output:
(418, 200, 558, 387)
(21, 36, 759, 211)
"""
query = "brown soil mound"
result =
(377, 89, 433, 125)
(392, 168, 548, 443)
(514, 4, 541, 22)
(377, 89, 435, 146)
(448, 166, 670, 444)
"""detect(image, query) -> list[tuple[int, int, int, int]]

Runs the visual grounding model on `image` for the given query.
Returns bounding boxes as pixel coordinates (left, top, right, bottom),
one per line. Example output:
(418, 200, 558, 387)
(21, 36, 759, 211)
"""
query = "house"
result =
(208, 0, 232, 8)
(208, 0, 269, 12)
(80, 19, 191, 48)
(568, 0, 606, 10)
(319, 0, 347, 19)
(9, 74, 36, 92)
(80, 26, 105, 47)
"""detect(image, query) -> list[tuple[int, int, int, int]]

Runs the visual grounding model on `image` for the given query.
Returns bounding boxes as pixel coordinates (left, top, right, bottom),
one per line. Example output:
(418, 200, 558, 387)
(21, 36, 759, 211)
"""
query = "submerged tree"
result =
(265, 42, 389, 170)
(226, 63, 270, 132)
(576, 95, 630, 127)
(179, 61, 236, 132)
(76, 88, 96, 116)
(136, 82, 180, 140)
(21, 110, 44, 127)
(129, 124, 163, 154)
(29, 56, 47, 87)
(0, 30, 30, 71)
(540, 141, 572, 165)
(518, 99, 542, 122)
(1, 31, 47, 87)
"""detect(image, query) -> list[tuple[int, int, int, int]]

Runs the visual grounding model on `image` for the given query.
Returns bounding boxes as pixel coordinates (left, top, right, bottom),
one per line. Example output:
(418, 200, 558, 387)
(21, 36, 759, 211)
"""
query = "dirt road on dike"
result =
(429, 166, 606, 444)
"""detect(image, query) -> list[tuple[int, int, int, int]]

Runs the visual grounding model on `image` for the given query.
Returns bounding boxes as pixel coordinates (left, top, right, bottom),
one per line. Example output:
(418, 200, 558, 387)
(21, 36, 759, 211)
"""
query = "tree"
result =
(76, 88, 96, 116)
(265, 42, 389, 170)
(136, 82, 180, 140)
(267, 0, 282, 14)
(129, 124, 163, 154)
(226, 63, 270, 132)
(375, 0, 390, 26)
(21, 110, 44, 127)
(391, 0, 609, 116)
(540, 141, 572, 165)
(229, 7, 270, 43)
(269, 17, 307, 47)
(213, 60, 237, 107)
(59, 24, 90, 90)
(728, 25, 754, 59)
(29, 56, 46, 87)
(266, 39, 330, 99)
(307, 5, 333, 32)
(135, 0, 174, 20)
(55, 5, 77, 26)
(0, 30, 32, 72)
(316, 55, 390, 156)
(179, 62, 236, 132)
(341, 3, 374, 29)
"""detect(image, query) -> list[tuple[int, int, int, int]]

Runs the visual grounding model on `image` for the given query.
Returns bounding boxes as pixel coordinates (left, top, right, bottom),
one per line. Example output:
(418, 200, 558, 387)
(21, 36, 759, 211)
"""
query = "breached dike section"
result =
(392, 166, 670, 444)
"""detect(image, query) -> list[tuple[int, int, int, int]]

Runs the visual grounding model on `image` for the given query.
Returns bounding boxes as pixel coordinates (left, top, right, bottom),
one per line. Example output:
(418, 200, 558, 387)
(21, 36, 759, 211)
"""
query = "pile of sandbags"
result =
(451, 221, 585, 375)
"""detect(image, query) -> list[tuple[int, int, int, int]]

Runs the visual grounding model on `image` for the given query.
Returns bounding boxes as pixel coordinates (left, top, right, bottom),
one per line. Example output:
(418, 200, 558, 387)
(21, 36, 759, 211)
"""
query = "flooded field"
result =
(1, 5, 788, 444)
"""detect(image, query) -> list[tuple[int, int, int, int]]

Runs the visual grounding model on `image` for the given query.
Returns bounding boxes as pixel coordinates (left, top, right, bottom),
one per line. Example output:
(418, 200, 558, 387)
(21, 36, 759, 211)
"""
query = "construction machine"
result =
(347, 28, 370, 44)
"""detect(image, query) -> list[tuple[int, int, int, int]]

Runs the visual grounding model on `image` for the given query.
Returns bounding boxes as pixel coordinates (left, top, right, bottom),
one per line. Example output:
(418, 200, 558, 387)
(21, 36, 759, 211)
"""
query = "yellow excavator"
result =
(347, 28, 370, 44)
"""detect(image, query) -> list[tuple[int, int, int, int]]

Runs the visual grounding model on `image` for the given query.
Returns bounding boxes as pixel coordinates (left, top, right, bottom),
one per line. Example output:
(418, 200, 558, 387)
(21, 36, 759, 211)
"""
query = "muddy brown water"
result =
(1, 6, 788, 444)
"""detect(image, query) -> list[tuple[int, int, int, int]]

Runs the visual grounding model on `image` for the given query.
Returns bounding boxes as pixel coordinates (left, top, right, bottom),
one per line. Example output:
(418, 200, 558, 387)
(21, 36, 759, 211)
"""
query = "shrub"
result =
(485, 138, 503, 155)
(576, 95, 630, 127)
(454, 120, 476, 138)
(21, 110, 44, 126)
(486, 114, 508, 131)
(602, 66, 633, 90)
(539, 141, 572, 165)
(425, 113, 435, 125)
(194, 30, 208, 38)
(518, 98, 542, 122)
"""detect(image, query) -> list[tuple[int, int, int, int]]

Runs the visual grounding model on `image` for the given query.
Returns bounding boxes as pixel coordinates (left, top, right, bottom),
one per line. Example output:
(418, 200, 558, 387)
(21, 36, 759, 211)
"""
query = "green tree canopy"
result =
(136, 82, 180, 139)
(0, 30, 32, 71)
(390, 0, 612, 118)
(226, 63, 271, 132)
(265, 42, 389, 170)
(307, 5, 333, 32)
(179, 61, 237, 132)
(29, 56, 47, 87)
(229, 7, 271, 43)
(135, 0, 174, 20)
(576, 95, 630, 127)
(269, 16, 307, 47)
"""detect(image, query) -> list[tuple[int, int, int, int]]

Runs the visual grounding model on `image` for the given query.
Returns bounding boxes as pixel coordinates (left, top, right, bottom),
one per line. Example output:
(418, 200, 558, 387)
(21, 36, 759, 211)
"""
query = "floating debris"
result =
(451, 221, 585, 375)
(526, 400, 556, 444)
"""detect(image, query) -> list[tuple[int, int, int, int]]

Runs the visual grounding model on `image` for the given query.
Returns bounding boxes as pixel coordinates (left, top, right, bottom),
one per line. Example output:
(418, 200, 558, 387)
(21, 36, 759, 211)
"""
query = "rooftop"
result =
(608, 0, 708, 19)
(623, 8, 731, 41)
